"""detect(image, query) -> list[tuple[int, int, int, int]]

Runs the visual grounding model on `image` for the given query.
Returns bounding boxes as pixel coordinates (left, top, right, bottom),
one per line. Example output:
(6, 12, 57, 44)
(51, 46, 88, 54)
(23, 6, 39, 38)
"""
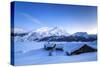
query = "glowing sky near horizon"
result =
(12, 1, 97, 34)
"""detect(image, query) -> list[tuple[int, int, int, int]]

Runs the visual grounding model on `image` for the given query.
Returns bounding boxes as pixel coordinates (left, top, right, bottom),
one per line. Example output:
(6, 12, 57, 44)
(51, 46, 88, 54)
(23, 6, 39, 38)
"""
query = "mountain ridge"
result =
(11, 27, 97, 42)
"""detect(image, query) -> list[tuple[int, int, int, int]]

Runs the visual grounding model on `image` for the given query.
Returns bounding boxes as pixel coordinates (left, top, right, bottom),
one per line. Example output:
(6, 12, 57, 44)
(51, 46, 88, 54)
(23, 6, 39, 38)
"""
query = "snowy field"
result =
(13, 41, 97, 66)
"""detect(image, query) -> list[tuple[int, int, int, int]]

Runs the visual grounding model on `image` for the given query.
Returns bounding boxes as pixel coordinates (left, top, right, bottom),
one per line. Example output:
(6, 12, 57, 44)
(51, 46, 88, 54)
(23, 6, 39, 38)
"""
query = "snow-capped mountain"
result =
(35, 27, 69, 36)
(72, 32, 89, 38)
(26, 27, 70, 41)
(11, 28, 29, 37)
(12, 27, 97, 42)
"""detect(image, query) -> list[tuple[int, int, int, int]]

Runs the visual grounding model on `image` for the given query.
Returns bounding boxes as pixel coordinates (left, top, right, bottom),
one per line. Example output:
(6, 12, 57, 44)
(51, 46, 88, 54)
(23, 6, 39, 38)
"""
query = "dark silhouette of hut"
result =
(55, 47, 63, 51)
(66, 44, 97, 56)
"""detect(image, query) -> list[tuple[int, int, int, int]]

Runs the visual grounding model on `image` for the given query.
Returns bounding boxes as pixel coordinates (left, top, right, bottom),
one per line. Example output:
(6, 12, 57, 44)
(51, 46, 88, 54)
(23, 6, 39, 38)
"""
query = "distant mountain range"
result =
(11, 27, 97, 42)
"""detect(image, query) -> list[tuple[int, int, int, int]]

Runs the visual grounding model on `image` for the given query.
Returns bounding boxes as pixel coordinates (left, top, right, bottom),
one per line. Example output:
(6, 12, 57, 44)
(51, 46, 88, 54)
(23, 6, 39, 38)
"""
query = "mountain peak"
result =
(35, 27, 69, 36)
(35, 27, 51, 33)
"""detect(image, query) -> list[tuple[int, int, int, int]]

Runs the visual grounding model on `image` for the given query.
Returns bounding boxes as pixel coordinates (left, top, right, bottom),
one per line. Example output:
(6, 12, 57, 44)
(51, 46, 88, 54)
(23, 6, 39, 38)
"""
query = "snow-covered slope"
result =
(14, 48, 97, 66)
(13, 38, 97, 66)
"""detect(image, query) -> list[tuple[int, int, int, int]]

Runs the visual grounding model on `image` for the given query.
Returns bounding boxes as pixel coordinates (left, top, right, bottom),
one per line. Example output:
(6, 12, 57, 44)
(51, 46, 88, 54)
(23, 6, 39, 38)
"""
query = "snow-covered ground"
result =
(13, 41, 97, 66)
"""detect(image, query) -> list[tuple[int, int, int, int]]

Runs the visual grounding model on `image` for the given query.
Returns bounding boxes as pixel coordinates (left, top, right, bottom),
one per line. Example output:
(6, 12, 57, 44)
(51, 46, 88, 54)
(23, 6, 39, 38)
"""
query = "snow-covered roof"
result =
(63, 42, 84, 53)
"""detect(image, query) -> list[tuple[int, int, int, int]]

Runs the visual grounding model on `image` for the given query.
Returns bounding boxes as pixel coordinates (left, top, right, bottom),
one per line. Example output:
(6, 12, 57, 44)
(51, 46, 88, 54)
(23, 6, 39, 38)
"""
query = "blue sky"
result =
(13, 1, 97, 34)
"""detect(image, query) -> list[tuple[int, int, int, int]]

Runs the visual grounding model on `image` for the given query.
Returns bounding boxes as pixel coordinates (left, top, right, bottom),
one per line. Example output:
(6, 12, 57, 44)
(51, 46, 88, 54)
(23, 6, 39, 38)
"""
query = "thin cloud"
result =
(20, 13, 44, 25)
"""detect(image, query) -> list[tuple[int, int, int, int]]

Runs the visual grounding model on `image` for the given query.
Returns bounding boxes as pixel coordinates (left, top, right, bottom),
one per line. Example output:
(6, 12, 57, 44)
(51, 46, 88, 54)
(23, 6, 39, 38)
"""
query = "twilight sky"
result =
(13, 1, 97, 34)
